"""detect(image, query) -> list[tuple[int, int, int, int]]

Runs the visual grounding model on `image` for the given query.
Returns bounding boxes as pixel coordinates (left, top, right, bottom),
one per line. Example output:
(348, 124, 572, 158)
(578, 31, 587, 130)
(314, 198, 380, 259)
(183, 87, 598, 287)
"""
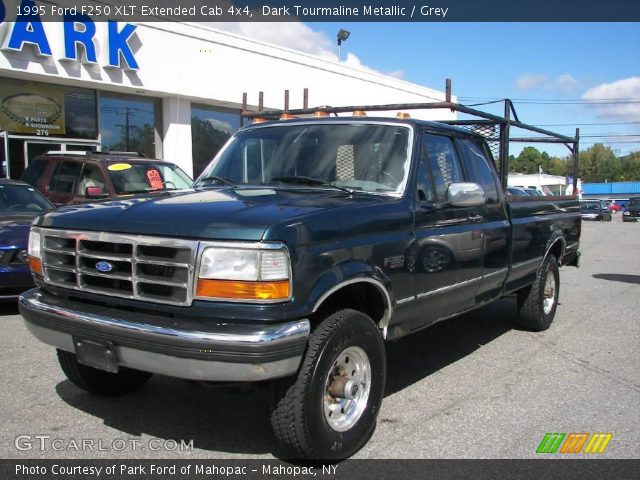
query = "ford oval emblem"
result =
(95, 261, 114, 273)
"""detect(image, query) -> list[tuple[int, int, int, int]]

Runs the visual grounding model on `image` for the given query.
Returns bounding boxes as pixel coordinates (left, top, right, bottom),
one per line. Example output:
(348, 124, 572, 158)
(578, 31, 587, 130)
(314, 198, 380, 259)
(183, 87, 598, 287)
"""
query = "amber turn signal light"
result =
(29, 256, 42, 275)
(196, 279, 290, 301)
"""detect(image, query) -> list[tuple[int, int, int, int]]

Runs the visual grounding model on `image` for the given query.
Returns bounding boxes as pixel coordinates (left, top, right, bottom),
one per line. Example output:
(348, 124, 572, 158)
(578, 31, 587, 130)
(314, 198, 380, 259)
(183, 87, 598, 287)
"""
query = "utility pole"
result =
(115, 107, 134, 151)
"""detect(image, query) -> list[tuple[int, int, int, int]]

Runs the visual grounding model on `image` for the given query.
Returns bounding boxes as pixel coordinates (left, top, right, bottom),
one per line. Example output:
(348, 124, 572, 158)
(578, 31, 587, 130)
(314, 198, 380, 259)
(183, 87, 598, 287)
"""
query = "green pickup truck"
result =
(20, 99, 581, 459)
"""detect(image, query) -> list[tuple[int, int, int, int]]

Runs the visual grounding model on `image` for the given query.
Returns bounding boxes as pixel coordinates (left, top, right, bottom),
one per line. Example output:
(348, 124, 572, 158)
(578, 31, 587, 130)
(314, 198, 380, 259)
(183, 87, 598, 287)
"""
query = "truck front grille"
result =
(40, 229, 198, 306)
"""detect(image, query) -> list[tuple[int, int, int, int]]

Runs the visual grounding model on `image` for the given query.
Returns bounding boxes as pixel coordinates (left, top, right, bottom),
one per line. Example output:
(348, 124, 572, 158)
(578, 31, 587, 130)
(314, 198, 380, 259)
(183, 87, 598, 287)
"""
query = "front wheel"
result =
(270, 309, 386, 459)
(516, 255, 560, 331)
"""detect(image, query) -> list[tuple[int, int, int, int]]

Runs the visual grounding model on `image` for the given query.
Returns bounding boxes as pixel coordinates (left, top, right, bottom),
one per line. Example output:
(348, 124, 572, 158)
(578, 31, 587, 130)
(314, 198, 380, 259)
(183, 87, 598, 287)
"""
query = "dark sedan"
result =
(580, 200, 612, 222)
(0, 179, 54, 300)
(622, 197, 640, 222)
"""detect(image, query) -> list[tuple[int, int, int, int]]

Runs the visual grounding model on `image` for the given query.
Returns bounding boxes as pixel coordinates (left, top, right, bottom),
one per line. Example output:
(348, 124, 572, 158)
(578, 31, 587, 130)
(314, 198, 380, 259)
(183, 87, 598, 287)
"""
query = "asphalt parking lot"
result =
(1, 217, 638, 460)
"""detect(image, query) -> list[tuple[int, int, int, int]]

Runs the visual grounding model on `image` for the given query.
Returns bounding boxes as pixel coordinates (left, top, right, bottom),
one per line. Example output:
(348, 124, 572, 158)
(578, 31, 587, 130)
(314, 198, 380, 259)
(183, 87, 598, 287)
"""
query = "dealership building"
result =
(0, 17, 453, 180)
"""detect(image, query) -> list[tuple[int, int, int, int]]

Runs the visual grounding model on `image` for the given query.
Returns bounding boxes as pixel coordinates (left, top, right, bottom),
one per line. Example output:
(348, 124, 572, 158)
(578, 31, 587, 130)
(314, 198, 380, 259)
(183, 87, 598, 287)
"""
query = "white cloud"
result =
(515, 73, 580, 94)
(554, 74, 579, 94)
(582, 76, 640, 121)
(387, 70, 405, 80)
(204, 22, 336, 59)
(516, 74, 547, 92)
(201, 22, 401, 78)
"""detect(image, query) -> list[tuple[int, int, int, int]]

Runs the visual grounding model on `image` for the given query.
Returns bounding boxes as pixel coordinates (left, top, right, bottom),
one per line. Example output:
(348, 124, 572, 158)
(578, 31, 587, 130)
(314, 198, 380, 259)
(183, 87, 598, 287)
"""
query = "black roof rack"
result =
(241, 78, 580, 194)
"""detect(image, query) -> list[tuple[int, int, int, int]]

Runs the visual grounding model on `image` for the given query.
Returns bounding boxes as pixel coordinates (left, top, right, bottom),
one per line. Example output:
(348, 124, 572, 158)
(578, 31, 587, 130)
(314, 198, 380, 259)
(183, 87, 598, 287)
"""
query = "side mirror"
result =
(85, 186, 106, 198)
(447, 182, 486, 207)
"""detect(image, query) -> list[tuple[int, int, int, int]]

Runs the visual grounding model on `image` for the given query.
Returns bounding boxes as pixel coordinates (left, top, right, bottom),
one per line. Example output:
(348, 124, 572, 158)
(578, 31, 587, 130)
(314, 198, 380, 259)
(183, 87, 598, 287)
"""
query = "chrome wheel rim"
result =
(323, 346, 371, 432)
(543, 271, 556, 315)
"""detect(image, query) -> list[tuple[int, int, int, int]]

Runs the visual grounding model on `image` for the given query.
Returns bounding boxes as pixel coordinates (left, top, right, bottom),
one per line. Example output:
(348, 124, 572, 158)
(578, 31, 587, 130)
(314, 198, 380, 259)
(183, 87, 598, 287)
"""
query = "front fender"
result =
(305, 261, 392, 314)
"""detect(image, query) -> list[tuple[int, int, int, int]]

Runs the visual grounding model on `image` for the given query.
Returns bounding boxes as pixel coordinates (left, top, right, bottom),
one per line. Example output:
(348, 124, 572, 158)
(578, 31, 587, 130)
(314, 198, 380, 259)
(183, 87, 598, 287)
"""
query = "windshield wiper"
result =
(271, 176, 353, 194)
(198, 175, 236, 186)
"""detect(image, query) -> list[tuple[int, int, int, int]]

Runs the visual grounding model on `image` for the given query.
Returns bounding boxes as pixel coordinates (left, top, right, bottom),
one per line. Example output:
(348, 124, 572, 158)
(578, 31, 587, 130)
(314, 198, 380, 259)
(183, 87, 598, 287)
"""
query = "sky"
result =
(210, 21, 640, 158)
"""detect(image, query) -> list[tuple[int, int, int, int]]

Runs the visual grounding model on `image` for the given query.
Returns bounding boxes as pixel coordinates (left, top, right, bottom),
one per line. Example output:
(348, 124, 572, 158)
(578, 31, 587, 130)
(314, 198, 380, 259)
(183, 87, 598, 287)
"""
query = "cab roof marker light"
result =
(252, 117, 268, 124)
(352, 110, 367, 117)
(313, 111, 330, 117)
(280, 113, 297, 120)
(396, 112, 411, 118)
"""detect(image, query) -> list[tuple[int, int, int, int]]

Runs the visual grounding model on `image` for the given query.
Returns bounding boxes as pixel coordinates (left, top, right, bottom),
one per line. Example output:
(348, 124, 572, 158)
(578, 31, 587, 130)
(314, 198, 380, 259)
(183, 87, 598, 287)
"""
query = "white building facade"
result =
(0, 18, 454, 179)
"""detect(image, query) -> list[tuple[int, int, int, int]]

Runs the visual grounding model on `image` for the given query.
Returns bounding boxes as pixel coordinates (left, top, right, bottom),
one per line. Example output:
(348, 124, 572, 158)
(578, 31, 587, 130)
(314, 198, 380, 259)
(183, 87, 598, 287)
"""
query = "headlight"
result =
(196, 246, 290, 301)
(27, 229, 42, 274)
(623, 211, 630, 215)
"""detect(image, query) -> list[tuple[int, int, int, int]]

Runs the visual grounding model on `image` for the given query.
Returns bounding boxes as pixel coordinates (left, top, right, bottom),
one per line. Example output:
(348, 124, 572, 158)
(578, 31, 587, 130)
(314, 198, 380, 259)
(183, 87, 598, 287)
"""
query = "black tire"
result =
(516, 255, 560, 331)
(57, 349, 152, 396)
(270, 309, 386, 460)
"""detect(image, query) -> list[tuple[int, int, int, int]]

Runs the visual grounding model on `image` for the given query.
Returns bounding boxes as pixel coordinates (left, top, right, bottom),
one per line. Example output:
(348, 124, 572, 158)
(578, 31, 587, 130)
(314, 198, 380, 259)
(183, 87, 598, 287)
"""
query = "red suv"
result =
(21, 152, 192, 206)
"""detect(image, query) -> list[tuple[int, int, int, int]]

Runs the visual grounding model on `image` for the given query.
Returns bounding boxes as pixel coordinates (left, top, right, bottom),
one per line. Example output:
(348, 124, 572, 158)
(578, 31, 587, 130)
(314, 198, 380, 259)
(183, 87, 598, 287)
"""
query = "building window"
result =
(99, 93, 160, 158)
(65, 88, 97, 139)
(191, 105, 241, 178)
(0, 78, 97, 139)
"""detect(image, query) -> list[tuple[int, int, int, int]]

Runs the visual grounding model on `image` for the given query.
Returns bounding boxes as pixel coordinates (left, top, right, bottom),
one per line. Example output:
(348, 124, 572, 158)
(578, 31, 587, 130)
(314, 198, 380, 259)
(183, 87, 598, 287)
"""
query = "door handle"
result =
(468, 214, 483, 222)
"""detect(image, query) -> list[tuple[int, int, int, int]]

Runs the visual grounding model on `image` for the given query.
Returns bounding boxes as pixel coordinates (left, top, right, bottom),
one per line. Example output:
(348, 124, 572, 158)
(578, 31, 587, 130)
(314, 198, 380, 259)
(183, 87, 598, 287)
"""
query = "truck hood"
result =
(36, 187, 382, 241)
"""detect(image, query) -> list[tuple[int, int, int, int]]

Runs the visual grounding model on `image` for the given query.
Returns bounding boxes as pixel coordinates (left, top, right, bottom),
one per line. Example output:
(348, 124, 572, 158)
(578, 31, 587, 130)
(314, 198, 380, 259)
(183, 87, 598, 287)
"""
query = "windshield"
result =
(580, 202, 599, 211)
(629, 198, 640, 207)
(106, 162, 192, 194)
(0, 183, 52, 213)
(194, 123, 412, 195)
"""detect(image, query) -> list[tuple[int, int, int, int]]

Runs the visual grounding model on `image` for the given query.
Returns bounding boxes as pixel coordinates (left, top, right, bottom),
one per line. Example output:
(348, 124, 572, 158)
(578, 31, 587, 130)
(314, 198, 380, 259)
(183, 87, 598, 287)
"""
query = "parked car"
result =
(622, 196, 640, 222)
(507, 187, 528, 196)
(0, 179, 54, 300)
(20, 107, 581, 459)
(522, 188, 541, 196)
(511, 185, 544, 196)
(613, 198, 630, 209)
(21, 151, 192, 206)
(580, 199, 612, 222)
(608, 202, 622, 213)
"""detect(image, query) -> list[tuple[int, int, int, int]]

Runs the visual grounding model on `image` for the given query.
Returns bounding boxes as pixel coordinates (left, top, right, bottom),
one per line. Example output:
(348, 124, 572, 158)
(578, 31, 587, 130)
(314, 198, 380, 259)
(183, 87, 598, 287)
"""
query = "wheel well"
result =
(547, 238, 565, 263)
(312, 282, 387, 332)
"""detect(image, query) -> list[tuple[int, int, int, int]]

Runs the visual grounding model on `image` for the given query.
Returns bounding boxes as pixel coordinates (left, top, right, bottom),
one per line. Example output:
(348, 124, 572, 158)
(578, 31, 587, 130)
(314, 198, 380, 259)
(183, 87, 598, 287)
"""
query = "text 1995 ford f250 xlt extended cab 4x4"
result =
(20, 96, 581, 459)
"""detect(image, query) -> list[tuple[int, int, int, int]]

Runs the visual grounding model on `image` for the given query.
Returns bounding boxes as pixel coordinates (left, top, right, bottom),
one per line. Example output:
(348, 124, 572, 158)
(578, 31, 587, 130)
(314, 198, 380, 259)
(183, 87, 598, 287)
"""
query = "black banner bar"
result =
(2, 0, 640, 22)
(2, 459, 640, 480)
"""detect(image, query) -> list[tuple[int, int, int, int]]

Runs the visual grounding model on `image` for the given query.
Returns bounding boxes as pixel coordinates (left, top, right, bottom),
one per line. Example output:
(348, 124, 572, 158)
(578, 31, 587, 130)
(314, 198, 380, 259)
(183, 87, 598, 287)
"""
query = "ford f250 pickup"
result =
(20, 98, 581, 459)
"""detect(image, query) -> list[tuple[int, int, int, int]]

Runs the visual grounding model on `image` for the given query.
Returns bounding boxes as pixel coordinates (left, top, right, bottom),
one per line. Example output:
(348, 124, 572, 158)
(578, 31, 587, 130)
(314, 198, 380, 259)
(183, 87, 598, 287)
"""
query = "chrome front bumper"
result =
(19, 289, 309, 382)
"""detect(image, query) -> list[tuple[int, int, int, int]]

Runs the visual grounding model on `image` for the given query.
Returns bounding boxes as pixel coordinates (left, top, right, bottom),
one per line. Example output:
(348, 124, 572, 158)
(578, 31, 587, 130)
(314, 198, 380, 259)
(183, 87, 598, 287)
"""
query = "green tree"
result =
(579, 144, 617, 182)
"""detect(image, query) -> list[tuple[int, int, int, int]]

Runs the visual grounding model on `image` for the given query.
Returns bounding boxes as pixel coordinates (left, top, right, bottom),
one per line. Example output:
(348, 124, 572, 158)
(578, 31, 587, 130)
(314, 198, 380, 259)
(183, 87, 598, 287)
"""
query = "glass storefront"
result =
(0, 78, 97, 140)
(191, 105, 241, 178)
(99, 93, 161, 159)
(0, 78, 163, 179)
(0, 78, 246, 180)
(0, 78, 100, 178)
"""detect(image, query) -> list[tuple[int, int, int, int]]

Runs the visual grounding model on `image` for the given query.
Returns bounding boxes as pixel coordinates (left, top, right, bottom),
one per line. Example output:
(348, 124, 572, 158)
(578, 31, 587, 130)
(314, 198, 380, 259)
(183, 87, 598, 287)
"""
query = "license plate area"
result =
(73, 337, 119, 373)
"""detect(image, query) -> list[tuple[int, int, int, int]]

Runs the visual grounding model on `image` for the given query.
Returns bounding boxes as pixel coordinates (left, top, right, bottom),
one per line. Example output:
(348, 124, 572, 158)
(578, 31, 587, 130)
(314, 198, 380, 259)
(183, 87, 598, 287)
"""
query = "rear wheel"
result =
(57, 349, 152, 396)
(270, 309, 386, 459)
(516, 255, 560, 331)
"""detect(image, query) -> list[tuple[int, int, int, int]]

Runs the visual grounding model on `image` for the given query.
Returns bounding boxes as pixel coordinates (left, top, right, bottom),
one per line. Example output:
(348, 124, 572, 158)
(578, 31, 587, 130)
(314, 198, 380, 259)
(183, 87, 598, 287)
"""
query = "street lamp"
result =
(337, 29, 350, 61)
